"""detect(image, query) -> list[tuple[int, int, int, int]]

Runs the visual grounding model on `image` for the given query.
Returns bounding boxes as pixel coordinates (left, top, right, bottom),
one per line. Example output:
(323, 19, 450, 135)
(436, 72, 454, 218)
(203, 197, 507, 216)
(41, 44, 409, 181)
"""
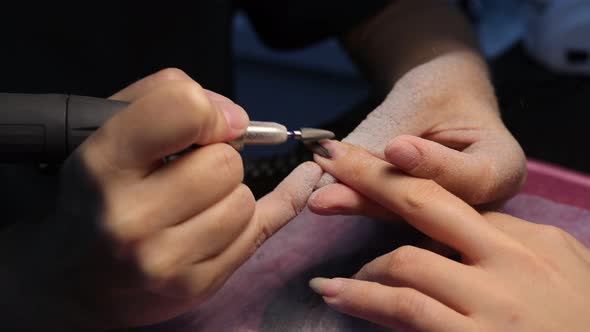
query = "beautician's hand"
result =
(314, 52, 527, 210)
(309, 140, 590, 332)
(4, 69, 321, 331)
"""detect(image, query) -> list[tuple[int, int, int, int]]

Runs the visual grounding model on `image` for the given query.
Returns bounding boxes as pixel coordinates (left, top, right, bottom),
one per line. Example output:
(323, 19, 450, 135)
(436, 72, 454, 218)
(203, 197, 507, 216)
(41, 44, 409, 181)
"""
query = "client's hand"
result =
(314, 52, 526, 209)
(309, 140, 590, 332)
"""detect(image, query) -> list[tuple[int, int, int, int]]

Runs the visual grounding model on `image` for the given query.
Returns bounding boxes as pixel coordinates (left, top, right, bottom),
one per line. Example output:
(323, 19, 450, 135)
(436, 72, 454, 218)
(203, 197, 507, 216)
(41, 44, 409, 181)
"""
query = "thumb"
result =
(203, 162, 322, 278)
(384, 135, 526, 205)
(255, 162, 322, 237)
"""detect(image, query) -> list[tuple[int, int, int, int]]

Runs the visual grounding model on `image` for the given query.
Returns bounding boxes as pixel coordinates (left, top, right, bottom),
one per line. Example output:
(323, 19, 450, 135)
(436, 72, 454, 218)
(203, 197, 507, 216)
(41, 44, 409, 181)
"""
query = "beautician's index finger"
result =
(314, 140, 509, 261)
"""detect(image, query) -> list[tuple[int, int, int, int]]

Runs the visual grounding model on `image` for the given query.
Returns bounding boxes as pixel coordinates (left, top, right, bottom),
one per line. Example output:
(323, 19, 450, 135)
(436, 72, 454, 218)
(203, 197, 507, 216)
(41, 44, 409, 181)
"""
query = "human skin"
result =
(314, 0, 526, 208)
(309, 140, 590, 332)
(0, 68, 322, 331)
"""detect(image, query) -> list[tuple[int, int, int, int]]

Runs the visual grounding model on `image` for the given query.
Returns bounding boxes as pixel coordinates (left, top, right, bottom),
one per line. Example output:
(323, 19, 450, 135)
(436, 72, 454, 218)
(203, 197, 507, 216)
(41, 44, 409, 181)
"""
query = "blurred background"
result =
(232, 0, 590, 175)
(231, 10, 369, 159)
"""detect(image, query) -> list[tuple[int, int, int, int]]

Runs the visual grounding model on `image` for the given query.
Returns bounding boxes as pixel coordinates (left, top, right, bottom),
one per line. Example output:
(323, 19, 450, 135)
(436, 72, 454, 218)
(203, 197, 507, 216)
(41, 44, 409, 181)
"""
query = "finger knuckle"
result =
(152, 67, 192, 84)
(78, 128, 126, 178)
(469, 159, 497, 204)
(211, 185, 255, 235)
(234, 184, 256, 217)
(426, 161, 446, 181)
(402, 179, 443, 211)
(138, 249, 181, 282)
(102, 205, 148, 245)
(212, 143, 244, 183)
(252, 222, 272, 254)
(506, 243, 555, 274)
(348, 155, 378, 183)
(183, 143, 243, 183)
(164, 81, 211, 129)
(481, 211, 503, 220)
(349, 162, 364, 183)
(391, 288, 427, 323)
(481, 211, 510, 226)
(489, 292, 524, 328)
(103, 218, 139, 245)
(537, 225, 572, 243)
(183, 270, 213, 298)
(276, 187, 302, 218)
(187, 267, 230, 301)
(387, 246, 419, 275)
(353, 264, 372, 281)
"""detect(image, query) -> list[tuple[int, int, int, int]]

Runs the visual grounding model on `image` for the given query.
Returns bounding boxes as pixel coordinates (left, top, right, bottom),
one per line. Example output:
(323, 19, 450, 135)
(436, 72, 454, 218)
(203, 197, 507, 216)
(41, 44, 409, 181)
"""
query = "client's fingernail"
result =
(386, 141, 420, 170)
(306, 142, 331, 158)
(309, 277, 343, 297)
(316, 140, 347, 159)
(221, 103, 249, 131)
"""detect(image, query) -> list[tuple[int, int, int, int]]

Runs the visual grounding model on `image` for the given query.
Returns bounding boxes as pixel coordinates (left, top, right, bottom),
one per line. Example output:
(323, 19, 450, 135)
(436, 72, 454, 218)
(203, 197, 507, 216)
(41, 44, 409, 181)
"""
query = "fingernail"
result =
(386, 141, 420, 170)
(220, 103, 249, 131)
(316, 140, 347, 159)
(305, 142, 331, 158)
(309, 277, 344, 297)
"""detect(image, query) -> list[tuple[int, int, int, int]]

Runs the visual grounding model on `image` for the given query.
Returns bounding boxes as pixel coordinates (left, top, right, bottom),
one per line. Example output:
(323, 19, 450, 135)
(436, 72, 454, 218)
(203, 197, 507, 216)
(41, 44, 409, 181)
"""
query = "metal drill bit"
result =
(288, 128, 335, 141)
(288, 128, 334, 158)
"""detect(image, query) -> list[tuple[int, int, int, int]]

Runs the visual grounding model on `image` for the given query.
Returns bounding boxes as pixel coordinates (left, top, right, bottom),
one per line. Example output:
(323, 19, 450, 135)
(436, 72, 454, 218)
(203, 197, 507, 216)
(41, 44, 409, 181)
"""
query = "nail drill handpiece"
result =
(0, 93, 335, 163)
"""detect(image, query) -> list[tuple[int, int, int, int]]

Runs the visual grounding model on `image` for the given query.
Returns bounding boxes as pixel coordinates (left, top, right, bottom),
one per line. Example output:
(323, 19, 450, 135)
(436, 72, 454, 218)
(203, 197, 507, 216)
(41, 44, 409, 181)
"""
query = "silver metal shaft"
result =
(229, 121, 334, 150)
(229, 121, 288, 150)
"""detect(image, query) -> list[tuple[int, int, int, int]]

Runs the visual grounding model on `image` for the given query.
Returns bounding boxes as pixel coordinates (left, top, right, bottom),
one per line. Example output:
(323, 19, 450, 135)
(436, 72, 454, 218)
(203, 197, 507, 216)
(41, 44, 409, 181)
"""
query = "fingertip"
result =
(385, 136, 422, 171)
(313, 172, 337, 189)
(309, 277, 345, 298)
(219, 102, 249, 138)
(293, 161, 323, 184)
(276, 161, 322, 209)
(308, 184, 353, 215)
(307, 188, 334, 215)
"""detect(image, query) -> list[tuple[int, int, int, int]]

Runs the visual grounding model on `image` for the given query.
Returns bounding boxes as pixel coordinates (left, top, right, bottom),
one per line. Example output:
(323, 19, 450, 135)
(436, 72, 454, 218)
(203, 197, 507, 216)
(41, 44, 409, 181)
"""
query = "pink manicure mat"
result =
(142, 159, 590, 332)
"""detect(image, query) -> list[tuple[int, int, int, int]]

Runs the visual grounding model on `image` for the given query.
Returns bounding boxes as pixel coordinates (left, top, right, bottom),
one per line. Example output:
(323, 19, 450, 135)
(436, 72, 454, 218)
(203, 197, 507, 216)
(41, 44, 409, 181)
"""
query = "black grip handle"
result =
(0, 93, 128, 163)
(66, 95, 128, 157)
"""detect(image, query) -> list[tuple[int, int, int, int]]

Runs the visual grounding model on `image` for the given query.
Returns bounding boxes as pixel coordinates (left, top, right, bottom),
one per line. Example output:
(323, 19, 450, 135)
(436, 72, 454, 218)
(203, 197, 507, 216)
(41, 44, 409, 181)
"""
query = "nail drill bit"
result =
(289, 128, 334, 158)
(287, 128, 336, 142)
(229, 121, 334, 157)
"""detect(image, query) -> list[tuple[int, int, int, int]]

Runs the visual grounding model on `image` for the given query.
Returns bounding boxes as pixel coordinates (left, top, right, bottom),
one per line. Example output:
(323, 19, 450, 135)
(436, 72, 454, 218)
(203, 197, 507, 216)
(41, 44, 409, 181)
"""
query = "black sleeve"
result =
(240, 0, 393, 49)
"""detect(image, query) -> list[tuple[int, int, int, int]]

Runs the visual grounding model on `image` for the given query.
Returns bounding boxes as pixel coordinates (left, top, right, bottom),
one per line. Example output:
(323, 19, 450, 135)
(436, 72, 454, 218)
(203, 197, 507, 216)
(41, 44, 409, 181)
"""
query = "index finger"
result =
(83, 80, 248, 179)
(314, 140, 510, 261)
